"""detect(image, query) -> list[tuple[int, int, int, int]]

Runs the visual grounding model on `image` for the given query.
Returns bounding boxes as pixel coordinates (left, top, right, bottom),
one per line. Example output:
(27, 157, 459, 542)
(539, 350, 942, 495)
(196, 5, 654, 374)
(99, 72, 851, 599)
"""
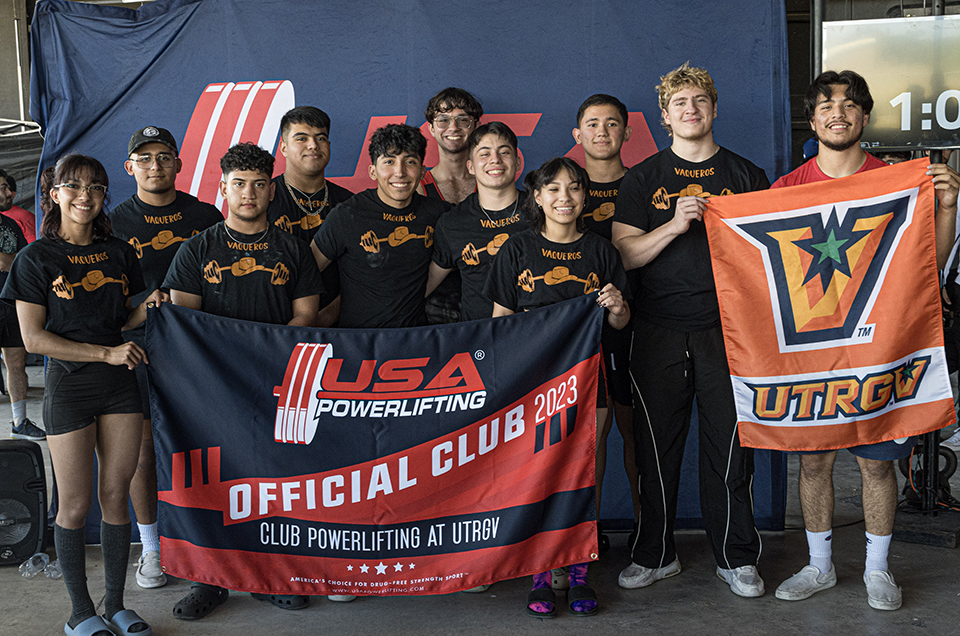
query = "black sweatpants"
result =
(629, 317, 760, 570)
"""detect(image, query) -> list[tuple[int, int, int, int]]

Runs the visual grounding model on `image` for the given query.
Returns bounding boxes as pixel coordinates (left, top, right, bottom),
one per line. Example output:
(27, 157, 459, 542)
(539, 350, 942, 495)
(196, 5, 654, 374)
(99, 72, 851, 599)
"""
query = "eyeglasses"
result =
(55, 183, 107, 197)
(433, 115, 475, 129)
(131, 153, 176, 168)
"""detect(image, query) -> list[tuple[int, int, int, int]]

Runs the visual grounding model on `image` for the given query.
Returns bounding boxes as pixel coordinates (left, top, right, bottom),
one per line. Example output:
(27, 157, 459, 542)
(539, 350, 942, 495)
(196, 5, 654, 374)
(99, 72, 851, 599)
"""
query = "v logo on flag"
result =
(728, 189, 915, 351)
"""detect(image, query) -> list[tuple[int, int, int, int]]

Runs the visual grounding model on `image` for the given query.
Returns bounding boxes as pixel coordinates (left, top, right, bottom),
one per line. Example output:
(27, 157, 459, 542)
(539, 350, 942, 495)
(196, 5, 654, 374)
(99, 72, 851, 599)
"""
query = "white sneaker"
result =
(327, 595, 357, 602)
(775, 564, 836, 601)
(717, 565, 765, 597)
(864, 570, 902, 610)
(462, 584, 491, 593)
(618, 558, 681, 589)
(135, 551, 167, 589)
(942, 429, 960, 450)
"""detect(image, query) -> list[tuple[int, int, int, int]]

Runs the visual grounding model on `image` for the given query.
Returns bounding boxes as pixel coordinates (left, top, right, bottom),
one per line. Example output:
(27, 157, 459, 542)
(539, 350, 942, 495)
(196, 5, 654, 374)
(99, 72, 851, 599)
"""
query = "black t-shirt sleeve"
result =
(1, 242, 48, 306)
(312, 204, 347, 260)
(482, 236, 522, 313)
(162, 237, 203, 296)
(615, 167, 651, 231)
(752, 166, 771, 192)
(0, 216, 26, 254)
(292, 240, 324, 300)
(432, 215, 457, 270)
(122, 242, 147, 299)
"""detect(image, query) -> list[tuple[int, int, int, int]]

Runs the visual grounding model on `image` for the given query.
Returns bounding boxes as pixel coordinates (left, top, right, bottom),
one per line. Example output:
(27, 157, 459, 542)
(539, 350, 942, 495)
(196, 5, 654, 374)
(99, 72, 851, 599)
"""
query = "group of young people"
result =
(4, 62, 959, 634)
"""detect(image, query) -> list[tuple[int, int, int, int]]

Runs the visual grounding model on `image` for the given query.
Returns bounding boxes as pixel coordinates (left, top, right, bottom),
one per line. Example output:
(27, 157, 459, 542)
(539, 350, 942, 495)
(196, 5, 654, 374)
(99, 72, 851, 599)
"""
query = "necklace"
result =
(223, 223, 269, 245)
(285, 179, 328, 217)
(478, 196, 519, 223)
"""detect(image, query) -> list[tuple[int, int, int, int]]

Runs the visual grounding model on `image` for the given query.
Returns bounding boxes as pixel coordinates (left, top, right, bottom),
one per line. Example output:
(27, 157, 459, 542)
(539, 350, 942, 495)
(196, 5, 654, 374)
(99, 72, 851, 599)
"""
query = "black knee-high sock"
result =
(55, 523, 96, 629)
(100, 520, 131, 621)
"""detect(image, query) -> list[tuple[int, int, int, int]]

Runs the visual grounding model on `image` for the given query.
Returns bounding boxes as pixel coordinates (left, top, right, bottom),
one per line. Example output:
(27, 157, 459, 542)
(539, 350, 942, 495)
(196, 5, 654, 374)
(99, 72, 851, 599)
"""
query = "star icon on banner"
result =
(901, 360, 920, 381)
(375, 562, 387, 575)
(347, 565, 353, 572)
(394, 562, 404, 572)
(409, 563, 416, 570)
(360, 564, 369, 573)
(793, 206, 870, 293)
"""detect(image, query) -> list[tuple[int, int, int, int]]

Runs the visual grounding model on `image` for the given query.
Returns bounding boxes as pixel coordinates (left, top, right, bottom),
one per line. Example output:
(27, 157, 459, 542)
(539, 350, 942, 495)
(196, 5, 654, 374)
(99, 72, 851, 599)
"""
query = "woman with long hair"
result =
(484, 156, 631, 617)
(2, 155, 164, 636)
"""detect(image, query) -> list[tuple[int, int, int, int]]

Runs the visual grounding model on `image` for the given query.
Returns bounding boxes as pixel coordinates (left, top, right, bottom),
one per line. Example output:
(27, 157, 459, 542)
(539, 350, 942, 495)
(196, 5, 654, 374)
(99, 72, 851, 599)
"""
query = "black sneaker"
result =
(11, 418, 46, 441)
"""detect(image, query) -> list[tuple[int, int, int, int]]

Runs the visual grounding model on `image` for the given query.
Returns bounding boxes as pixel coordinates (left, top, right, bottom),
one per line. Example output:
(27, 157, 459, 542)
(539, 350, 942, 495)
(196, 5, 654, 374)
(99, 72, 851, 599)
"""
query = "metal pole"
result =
(812, 0, 823, 78)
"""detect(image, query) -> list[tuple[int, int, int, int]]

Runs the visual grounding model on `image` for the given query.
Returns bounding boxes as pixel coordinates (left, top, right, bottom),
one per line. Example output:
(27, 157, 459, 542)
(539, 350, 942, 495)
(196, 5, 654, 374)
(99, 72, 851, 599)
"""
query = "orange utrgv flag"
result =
(705, 159, 954, 451)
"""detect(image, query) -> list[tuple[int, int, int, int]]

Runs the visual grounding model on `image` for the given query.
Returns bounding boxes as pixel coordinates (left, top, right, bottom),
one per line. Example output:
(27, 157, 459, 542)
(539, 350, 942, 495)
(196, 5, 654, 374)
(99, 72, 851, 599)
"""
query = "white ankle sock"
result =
(11, 400, 26, 424)
(806, 529, 833, 573)
(864, 531, 891, 574)
(138, 522, 160, 554)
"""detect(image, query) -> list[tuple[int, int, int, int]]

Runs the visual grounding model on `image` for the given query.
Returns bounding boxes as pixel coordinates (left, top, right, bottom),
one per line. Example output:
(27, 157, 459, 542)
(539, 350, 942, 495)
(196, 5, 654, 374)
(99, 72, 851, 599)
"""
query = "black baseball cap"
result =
(128, 126, 179, 155)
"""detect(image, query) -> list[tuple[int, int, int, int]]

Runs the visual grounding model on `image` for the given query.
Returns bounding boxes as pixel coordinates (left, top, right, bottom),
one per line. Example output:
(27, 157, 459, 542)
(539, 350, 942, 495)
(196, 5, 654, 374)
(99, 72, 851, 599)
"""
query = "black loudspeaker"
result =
(0, 439, 46, 565)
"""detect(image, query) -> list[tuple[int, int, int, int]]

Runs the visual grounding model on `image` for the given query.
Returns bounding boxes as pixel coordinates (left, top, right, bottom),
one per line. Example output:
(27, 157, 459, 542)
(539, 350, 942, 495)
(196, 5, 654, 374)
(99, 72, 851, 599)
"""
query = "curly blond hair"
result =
(656, 62, 718, 135)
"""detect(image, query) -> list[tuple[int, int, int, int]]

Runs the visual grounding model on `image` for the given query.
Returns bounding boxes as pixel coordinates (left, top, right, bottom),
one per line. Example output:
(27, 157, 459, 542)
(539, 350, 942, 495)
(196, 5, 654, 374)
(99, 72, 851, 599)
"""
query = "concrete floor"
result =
(3, 365, 960, 635)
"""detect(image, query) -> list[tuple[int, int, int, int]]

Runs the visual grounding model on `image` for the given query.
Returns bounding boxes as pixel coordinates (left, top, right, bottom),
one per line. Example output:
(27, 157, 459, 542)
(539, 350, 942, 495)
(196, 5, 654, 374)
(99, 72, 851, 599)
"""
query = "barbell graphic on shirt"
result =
(274, 214, 322, 233)
(202, 257, 290, 285)
(461, 233, 510, 266)
(359, 226, 434, 254)
(51, 271, 130, 300)
(128, 230, 198, 259)
(517, 267, 600, 294)
(651, 185, 734, 210)
(583, 202, 615, 223)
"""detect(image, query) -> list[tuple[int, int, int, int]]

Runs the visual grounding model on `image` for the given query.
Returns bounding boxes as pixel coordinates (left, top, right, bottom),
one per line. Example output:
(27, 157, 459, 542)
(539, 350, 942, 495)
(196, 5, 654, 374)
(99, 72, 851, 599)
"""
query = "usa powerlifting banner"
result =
(706, 159, 955, 451)
(30, 0, 790, 212)
(147, 296, 601, 595)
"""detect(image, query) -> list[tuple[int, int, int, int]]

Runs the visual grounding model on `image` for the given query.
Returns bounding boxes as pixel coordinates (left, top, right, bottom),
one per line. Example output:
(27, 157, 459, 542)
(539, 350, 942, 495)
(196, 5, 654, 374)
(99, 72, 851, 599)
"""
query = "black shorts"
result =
(0, 304, 24, 348)
(43, 359, 143, 435)
(599, 321, 632, 407)
(123, 329, 151, 415)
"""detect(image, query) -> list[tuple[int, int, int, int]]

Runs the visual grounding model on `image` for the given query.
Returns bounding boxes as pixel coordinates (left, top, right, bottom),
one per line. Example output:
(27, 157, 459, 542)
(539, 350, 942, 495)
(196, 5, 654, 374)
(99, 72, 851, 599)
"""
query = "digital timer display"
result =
(823, 15, 960, 150)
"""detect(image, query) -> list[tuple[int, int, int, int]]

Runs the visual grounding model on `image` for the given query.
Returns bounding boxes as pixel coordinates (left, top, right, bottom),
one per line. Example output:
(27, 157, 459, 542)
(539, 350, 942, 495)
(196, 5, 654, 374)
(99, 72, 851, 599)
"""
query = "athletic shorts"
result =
(43, 359, 143, 435)
(799, 436, 917, 461)
(0, 305, 24, 348)
(123, 330, 151, 415)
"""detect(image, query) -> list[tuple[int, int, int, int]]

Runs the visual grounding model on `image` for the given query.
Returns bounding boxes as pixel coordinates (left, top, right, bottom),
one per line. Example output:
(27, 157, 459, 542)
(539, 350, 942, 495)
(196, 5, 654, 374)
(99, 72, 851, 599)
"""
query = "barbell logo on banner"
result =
(273, 343, 488, 445)
(722, 189, 915, 353)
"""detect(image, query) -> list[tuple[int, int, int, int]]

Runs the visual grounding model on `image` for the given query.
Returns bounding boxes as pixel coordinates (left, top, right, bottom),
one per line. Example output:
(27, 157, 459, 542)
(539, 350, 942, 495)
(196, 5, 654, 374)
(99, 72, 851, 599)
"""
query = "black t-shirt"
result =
(268, 175, 354, 310)
(110, 192, 223, 308)
(1, 236, 145, 346)
(583, 177, 623, 242)
(0, 214, 28, 297)
(312, 189, 446, 328)
(432, 190, 528, 321)
(616, 146, 769, 331)
(163, 223, 322, 325)
(267, 174, 354, 243)
(484, 228, 630, 313)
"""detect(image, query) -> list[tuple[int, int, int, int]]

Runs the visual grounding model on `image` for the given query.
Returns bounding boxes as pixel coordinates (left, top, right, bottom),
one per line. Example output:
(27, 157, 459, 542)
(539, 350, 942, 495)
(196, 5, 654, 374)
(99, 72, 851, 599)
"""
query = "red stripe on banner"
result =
(160, 521, 596, 595)
(159, 356, 599, 525)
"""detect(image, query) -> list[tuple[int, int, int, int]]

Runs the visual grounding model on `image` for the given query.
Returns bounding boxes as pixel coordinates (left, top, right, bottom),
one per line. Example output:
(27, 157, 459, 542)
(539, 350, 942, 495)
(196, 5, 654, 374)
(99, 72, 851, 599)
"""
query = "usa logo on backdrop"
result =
(175, 80, 660, 217)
